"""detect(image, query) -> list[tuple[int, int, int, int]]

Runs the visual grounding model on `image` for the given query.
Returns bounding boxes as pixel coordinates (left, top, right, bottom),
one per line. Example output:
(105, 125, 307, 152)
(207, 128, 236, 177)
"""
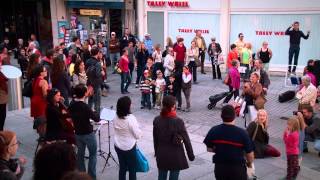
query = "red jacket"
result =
(119, 56, 129, 73)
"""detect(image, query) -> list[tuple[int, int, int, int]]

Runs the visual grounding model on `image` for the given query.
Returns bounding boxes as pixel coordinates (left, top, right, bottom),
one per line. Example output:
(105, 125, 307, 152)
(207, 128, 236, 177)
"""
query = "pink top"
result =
(229, 67, 240, 89)
(283, 130, 299, 155)
(306, 72, 317, 86)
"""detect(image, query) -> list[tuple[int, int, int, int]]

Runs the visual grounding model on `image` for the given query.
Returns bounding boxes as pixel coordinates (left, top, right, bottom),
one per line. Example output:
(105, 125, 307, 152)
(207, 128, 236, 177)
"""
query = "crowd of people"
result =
(0, 21, 320, 180)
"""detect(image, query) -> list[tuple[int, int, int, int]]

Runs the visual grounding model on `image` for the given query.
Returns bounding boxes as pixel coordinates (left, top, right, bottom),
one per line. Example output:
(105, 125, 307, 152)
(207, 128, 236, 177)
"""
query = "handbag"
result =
(22, 79, 33, 97)
(114, 63, 122, 74)
(135, 148, 149, 172)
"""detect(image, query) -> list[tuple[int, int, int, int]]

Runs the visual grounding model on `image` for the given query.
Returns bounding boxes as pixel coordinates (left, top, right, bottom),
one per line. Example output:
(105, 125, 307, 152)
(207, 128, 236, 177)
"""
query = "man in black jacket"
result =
(69, 84, 100, 179)
(285, 21, 310, 74)
(120, 28, 136, 53)
(86, 47, 104, 115)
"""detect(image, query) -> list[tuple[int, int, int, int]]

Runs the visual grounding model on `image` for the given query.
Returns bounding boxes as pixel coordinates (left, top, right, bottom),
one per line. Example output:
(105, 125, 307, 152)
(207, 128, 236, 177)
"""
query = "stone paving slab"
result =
(3, 70, 320, 180)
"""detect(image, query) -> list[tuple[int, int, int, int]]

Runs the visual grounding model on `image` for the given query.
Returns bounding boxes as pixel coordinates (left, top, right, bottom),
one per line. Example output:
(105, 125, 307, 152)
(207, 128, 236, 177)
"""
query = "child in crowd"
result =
(283, 116, 300, 180)
(140, 70, 152, 109)
(166, 74, 177, 97)
(154, 70, 166, 109)
(182, 66, 192, 112)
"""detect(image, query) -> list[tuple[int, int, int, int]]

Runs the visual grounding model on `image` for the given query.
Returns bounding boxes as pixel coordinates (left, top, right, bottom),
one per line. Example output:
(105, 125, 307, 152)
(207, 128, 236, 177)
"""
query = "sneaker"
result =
(193, 81, 198, 84)
(303, 148, 309, 153)
(140, 106, 145, 109)
(135, 85, 139, 88)
(185, 108, 190, 112)
(101, 91, 108, 97)
(177, 107, 181, 110)
(148, 106, 151, 110)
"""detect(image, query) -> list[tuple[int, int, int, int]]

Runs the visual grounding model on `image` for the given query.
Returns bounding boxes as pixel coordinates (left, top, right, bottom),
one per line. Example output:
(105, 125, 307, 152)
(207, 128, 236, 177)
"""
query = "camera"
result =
(293, 111, 301, 115)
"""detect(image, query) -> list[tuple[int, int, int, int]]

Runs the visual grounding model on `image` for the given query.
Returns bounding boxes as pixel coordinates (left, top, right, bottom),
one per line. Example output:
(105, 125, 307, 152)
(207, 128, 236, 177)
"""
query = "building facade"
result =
(138, 0, 320, 72)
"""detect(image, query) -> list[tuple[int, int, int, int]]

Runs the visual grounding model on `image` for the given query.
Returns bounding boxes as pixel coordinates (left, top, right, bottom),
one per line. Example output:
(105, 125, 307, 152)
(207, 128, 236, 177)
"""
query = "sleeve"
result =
(217, 43, 222, 54)
(246, 122, 256, 139)
(263, 71, 271, 88)
(284, 132, 299, 150)
(300, 31, 309, 39)
(128, 115, 142, 140)
(252, 84, 263, 99)
(306, 117, 320, 134)
(88, 105, 100, 122)
(243, 131, 254, 153)
(95, 62, 102, 77)
(178, 119, 195, 161)
(203, 129, 214, 148)
(153, 119, 158, 155)
(285, 27, 292, 35)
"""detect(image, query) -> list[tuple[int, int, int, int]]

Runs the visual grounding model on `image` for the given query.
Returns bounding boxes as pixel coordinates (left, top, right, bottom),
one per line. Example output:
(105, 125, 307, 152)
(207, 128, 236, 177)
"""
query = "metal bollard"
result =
(7, 77, 24, 111)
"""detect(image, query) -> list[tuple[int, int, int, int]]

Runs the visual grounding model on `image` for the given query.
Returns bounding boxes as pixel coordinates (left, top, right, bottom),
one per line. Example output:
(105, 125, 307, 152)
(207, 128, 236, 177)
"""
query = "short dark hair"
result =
(72, 37, 79, 42)
(90, 46, 100, 56)
(116, 96, 132, 119)
(46, 49, 55, 58)
(59, 42, 65, 46)
(221, 105, 236, 122)
(33, 64, 46, 78)
(294, 21, 299, 25)
(73, 84, 87, 99)
(47, 88, 60, 105)
(33, 142, 76, 180)
(161, 95, 176, 117)
(238, 33, 244, 38)
(301, 104, 314, 113)
(230, 44, 236, 50)
(74, 60, 83, 75)
(177, 38, 184, 43)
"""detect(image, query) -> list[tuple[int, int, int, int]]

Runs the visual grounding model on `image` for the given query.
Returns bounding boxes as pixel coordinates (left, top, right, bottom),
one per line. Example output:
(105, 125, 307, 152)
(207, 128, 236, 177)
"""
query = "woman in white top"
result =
(163, 47, 175, 79)
(186, 41, 199, 84)
(113, 96, 142, 180)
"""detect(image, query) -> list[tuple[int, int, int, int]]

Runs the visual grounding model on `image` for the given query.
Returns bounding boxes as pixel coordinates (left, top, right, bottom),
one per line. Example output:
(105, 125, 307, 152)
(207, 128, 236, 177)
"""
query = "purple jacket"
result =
(229, 67, 240, 89)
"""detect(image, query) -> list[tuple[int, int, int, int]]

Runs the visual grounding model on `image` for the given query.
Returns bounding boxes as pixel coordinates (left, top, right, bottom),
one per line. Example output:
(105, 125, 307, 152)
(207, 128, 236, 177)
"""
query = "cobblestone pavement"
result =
(4, 67, 320, 180)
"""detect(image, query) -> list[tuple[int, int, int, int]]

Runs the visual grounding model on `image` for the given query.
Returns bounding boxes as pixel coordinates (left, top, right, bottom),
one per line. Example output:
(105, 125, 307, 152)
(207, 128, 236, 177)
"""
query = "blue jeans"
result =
(76, 133, 97, 179)
(110, 53, 120, 70)
(88, 87, 101, 115)
(158, 170, 180, 180)
(115, 145, 137, 180)
(141, 93, 151, 108)
(121, 72, 131, 93)
(304, 133, 320, 152)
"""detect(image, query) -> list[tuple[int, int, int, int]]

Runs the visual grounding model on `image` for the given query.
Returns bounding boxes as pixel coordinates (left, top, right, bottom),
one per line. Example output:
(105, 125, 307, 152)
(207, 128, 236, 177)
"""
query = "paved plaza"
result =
(4, 69, 320, 180)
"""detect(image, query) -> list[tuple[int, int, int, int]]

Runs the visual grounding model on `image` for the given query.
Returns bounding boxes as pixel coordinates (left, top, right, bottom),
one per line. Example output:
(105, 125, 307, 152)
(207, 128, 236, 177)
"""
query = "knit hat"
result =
(221, 105, 236, 122)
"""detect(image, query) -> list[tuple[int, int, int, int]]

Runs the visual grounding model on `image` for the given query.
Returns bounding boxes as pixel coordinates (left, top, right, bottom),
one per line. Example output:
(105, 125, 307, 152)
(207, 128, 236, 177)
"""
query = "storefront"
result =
(59, 0, 124, 44)
(139, 0, 320, 72)
(143, 0, 220, 53)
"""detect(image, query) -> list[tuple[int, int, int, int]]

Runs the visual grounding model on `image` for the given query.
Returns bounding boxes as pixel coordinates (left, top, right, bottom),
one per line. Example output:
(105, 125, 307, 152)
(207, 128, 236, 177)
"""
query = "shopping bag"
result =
(135, 148, 149, 172)
(247, 162, 257, 180)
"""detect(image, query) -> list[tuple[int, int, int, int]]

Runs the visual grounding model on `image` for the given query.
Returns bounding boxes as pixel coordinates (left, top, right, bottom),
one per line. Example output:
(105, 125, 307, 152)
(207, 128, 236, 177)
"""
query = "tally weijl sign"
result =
(147, 0, 189, 7)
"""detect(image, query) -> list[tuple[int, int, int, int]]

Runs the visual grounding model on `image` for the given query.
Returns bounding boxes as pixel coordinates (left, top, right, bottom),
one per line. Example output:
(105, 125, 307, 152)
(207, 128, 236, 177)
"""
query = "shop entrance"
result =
(109, 9, 123, 38)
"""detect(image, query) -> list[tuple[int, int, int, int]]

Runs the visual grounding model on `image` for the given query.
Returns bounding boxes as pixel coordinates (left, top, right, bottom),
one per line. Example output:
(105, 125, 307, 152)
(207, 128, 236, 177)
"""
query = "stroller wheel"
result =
(207, 104, 214, 110)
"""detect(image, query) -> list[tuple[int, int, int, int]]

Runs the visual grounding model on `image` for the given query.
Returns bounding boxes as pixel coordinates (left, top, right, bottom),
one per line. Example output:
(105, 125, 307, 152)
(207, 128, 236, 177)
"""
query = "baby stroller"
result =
(207, 91, 231, 110)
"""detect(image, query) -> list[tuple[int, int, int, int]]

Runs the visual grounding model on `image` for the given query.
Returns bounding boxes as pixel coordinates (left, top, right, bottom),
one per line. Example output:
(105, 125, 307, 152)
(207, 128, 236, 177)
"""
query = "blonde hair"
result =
(256, 109, 268, 129)
(287, 116, 300, 132)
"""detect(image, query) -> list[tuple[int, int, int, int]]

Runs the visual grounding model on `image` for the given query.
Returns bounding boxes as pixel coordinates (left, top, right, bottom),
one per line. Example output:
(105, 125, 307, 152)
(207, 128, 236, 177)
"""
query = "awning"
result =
(65, 0, 124, 9)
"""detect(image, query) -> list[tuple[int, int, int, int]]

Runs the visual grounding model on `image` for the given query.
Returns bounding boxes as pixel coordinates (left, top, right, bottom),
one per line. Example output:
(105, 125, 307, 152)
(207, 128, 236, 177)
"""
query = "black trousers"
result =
(211, 57, 221, 79)
(176, 88, 182, 108)
(0, 104, 6, 130)
(215, 163, 247, 180)
(199, 51, 206, 73)
(115, 145, 137, 180)
(288, 44, 300, 72)
(223, 86, 239, 103)
(188, 61, 197, 82)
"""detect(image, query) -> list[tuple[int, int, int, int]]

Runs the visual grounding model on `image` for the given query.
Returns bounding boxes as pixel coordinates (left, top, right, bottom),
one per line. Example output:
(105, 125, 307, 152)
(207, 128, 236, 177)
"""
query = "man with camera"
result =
(301, 105, 320, 155)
